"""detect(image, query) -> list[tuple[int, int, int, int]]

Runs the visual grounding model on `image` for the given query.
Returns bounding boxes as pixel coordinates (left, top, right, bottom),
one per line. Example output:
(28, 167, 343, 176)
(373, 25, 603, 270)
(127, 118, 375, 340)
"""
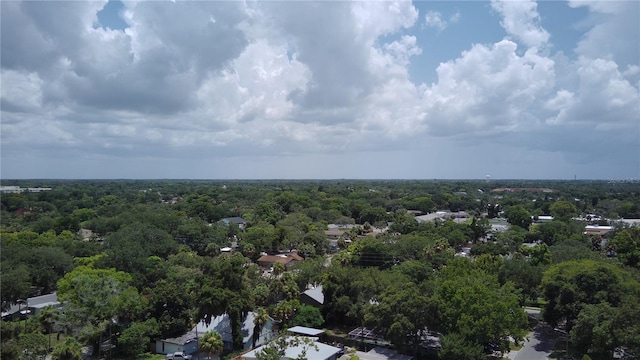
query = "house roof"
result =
(258, 253, 303, 265)
(192, 311, 273, 346)
(221, 217, 246, 225)
(2, 293, 59, 317)
(414, 212, 449, 223)
(324, 230, 348, 237)
(162, 332, 198, 346)
(301, 286, 324, 305)
(339, 348, 413, 360)
(287, 326, 324, 336)
(242, 336, 341, 360)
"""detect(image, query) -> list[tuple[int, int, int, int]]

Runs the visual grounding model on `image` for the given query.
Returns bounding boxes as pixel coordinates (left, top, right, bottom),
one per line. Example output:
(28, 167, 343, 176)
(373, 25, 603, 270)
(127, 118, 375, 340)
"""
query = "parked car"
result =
(166, 352, 193, 360)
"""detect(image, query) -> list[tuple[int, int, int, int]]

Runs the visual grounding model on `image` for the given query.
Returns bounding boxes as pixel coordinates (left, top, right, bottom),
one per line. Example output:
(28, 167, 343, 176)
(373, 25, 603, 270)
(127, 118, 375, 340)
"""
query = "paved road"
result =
(507, 323, 559, 360)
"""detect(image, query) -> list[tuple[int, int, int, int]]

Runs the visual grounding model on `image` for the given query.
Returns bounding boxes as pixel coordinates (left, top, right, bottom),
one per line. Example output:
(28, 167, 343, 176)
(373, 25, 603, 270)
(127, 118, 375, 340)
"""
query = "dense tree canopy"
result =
(1, 179, 639, 358)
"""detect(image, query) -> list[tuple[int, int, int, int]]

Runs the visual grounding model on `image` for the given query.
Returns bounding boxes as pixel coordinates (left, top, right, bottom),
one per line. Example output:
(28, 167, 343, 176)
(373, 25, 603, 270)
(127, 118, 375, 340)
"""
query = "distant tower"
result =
(486, 174, 491, 182)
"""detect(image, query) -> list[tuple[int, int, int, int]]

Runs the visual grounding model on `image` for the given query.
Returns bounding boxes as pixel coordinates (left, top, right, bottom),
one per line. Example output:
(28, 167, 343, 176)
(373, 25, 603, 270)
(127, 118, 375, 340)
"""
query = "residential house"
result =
(156, 333, 198, 355)
(220, 217, 247, 230)
(2, 293, 60, 320)
(339, 347, 413, 360)
(157, 311, 274, 355)
(299, 286, 324, 308)
(324, 231, 350, 241)
(325, 231, 351, 251)
(287, 327, 325, 337)
(584, 225, 613, 236)
(240, 336, 342, 360)
(414, 211, 450, 223)
(534, 215, 554, 223)
(257, 252, 304, 270)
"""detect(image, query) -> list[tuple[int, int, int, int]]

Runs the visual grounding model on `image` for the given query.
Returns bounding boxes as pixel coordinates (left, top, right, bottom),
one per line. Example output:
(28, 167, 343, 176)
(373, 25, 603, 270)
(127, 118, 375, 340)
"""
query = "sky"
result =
(1, 0, 639, 180)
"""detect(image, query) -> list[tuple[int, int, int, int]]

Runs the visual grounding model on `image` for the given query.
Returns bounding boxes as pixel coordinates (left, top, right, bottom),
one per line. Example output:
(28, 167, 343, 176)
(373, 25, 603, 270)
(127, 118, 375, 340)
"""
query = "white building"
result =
(241, 336, 342, 360)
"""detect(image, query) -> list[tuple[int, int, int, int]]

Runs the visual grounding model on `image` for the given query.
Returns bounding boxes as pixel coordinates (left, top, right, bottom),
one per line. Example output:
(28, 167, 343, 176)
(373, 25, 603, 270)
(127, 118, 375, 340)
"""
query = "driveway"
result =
(507, 323, 559, 360)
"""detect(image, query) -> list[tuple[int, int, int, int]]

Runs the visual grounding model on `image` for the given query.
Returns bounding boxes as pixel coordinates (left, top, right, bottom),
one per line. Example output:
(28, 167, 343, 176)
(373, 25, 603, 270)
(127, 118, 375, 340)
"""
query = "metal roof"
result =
(287, 326, 324, 336)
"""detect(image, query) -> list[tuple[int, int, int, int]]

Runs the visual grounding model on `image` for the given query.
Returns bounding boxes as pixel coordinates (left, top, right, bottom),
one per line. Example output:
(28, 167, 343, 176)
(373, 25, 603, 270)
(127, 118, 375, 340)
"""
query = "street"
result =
(507, 323, 559, 360)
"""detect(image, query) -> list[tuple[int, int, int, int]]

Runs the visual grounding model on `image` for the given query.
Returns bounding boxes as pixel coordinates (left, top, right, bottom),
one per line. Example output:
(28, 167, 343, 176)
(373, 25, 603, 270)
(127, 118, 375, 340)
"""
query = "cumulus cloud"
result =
(0, 0, 638, 179)
(422, 40, 555, 136)
(491, 0, 550, 48)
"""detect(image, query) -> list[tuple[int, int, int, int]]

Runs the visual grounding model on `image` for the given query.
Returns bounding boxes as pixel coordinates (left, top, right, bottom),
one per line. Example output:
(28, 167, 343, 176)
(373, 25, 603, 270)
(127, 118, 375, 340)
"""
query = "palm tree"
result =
(51, 337, 83, 360)
(252, 307, 269, 348)
(200, 330, 224, 359)
(273, 262, 286, 277)
(38, 305, 60, 351)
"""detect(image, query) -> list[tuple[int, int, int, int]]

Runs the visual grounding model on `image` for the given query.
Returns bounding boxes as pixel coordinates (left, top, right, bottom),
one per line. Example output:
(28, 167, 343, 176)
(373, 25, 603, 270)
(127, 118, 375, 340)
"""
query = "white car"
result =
(166, 352, 193, 360)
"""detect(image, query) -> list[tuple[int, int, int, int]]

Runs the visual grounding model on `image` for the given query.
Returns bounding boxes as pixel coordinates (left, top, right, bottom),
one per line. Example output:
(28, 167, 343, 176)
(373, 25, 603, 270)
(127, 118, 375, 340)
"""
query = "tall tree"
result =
(432, 258, 527, 353)
(51, 337, 83, 360)
(570, 302, 616, 359)
(200, 330, 224, 358)
(541, 260, 640, 329)
(56, 266, 147, 354)
(610, 227, 640, 268)
(38, 305, 60, 351)
(253, 307, 270, 348)
(505, 205, 532, 230)
(196, 253, 253, 350)
(438, 332, 485, 360)
(549, 200, 579, 222)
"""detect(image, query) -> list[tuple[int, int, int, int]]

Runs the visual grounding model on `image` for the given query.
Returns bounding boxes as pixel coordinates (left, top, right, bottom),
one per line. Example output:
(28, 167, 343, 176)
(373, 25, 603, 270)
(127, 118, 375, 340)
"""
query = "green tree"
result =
(38, 305, 61, 351)
(200, 330, 224, 358)
(433, 258, 527, 353)
(505, 205, 532, 230)
(292, 306, 324, 328)
(549, 200, 579, 222)
(100, 223, 177, 286)
(614, 298, 640, 358)
(469, 216, 491, 242)
(541, 260, 640, 329)
(364, 280, 432, 353)
(499, 258, 543, 305)
(196, 253, 253, 350)
(520, 243, 551, 266)
(116, 319, 159, 357)
(56, 266, 147, 354)
(253, 307, 270, 348)
(272, 300, 301, 326)
(52, 337, 83, 360)
(438, 332, 485, 360)
(610, 227, 640, 267)
(146, 279, 192, 338)
(0, 264, 30, 310)
(570, 303, 616, 359)
(18, 332, 48, 360)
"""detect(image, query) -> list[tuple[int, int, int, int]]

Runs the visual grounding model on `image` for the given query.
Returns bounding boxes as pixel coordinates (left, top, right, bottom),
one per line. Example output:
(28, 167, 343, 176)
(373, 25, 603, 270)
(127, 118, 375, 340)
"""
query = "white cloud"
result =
(0, 0, 638, 179)
(424, 11, 447, 31)
(424, 10, 460, 31)
(422, 40, 555, 136)
(0, 70, 43, 114)
(569, 1, 639, 69)
(491, 0, 550, 49)
(547, 57, 639, 128)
